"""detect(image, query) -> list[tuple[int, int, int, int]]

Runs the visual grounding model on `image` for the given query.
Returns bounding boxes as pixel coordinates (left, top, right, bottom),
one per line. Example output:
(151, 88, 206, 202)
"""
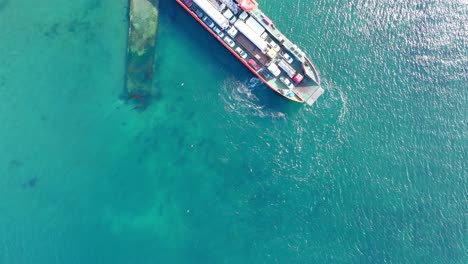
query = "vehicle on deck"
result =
(235, 47, 248, 59)
(213, 26, 224, 38)
(195, 9, 204, 18)
(282, 53, 293, 64)
(182, 0, 193, 8)
(280, 76, 295, 89)
(227, 27, 238, 38)
(202, 16, 215, 28)
(223, 36, 235, 47)
(248, 59, 260, 70)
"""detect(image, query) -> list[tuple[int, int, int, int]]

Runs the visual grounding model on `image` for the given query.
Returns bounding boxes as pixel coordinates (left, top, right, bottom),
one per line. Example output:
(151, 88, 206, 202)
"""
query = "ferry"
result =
(177, 0, 324, 105)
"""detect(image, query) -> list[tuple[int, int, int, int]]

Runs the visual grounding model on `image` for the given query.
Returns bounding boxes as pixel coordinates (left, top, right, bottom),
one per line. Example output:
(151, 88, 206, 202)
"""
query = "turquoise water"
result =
(0, 0, 466, 262)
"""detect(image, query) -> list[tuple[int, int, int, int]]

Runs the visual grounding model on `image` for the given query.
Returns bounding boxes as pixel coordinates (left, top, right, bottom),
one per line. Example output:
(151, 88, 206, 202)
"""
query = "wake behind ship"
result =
(177, 0, 324, 105)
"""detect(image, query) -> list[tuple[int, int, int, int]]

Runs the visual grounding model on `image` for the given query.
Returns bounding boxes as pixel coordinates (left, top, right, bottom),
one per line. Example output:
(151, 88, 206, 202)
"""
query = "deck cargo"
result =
(193, 0, 230, 29)
(278, 59, 296, 78)
(234, 20, 268, 52)
(245, 16, 265, 35)
(177, 0, 324, 106)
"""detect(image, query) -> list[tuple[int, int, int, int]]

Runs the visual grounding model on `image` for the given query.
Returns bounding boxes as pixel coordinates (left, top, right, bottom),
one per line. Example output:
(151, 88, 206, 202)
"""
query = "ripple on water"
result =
(221, 77, 287, 119)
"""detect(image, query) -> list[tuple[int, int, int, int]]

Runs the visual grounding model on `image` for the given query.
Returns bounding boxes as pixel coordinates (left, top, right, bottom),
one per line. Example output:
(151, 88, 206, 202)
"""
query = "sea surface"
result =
(0, 0, 466, 263)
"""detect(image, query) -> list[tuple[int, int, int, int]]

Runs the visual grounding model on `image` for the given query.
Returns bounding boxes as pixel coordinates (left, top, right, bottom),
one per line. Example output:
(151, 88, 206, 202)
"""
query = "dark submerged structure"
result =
(125, 0, 160, 109)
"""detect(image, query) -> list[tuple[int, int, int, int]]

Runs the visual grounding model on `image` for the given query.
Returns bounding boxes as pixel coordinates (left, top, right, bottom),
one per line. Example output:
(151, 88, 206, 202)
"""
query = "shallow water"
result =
(0, 0, 466, 263)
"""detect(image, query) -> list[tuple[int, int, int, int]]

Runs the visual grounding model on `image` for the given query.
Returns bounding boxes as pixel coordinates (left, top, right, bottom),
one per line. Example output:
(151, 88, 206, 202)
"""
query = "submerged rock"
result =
(125, 0, 159, 107)
(22, 176, 38, 188)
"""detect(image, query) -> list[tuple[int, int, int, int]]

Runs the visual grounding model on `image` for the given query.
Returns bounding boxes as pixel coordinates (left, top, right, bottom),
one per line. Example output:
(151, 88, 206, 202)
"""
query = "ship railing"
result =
(303, 56, 321, 85)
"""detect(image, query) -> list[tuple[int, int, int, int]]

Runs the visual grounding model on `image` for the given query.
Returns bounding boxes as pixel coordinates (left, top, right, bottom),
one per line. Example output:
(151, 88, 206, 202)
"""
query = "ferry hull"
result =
(176, 0, 323, 105)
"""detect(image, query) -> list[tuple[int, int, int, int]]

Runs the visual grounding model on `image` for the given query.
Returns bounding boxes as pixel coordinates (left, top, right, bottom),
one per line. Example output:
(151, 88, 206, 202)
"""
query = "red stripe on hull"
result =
(176, 0, 304, 103)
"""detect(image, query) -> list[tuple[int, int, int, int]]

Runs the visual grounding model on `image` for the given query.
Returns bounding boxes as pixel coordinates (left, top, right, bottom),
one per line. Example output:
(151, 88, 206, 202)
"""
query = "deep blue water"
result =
(0, 0, 466, 263)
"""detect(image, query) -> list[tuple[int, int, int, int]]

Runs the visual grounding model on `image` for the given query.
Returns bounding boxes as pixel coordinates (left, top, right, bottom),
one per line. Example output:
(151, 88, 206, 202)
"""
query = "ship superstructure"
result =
(177, 0, 324, 105)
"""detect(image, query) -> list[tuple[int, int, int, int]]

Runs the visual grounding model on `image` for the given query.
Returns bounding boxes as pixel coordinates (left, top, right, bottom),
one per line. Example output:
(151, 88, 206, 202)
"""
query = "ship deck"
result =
(234, 34, 269, 65)
(249, 9, 298, 58)
(177, 0, 324, 105)
(249, 8, 321, 85)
